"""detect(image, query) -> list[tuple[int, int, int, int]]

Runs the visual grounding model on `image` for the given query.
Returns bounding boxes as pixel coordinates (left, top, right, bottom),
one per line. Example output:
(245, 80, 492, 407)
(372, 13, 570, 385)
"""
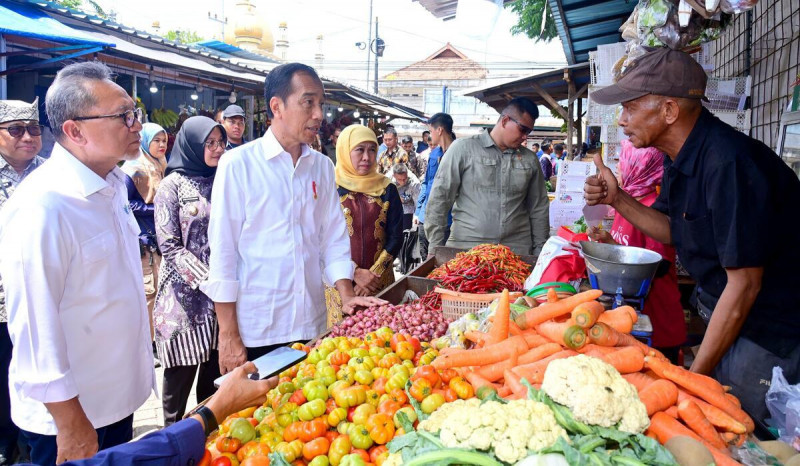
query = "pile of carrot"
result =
(430, 287, 753, 465)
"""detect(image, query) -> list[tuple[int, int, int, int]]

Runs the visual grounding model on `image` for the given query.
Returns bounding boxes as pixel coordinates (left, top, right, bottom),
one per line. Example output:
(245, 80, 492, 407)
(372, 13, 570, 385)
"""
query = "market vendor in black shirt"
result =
(584, 47, 800, 423)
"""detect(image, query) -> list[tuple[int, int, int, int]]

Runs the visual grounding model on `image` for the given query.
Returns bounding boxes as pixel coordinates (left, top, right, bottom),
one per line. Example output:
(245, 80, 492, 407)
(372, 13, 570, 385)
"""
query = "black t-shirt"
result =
(652, 108, 800, 357)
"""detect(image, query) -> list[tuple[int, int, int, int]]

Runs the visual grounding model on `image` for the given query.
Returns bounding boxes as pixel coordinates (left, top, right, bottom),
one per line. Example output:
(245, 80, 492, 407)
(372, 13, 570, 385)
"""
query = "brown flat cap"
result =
(591, 48, 708, 105)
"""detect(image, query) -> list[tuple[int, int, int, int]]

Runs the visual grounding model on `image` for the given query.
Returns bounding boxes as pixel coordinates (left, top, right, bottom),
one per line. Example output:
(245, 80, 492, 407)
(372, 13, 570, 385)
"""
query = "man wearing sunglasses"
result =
(0, 97, 46, 464)
(425, 97, 550, 257)
(0, 61, 154, 465)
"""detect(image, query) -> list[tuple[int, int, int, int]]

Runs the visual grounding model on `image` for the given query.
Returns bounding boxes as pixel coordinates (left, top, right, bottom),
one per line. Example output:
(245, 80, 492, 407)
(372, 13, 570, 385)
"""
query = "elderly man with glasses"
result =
(0, 97, 47, 464)
(0, 61, 155, 465)
(425, 97, 550, 256)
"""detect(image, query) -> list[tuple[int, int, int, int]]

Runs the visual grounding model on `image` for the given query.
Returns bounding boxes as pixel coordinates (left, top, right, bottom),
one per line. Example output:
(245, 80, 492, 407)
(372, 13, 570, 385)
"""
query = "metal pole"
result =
(0, 35, 7, 100)
(366, 0, 372, 90)
(373, 17, 379, 94)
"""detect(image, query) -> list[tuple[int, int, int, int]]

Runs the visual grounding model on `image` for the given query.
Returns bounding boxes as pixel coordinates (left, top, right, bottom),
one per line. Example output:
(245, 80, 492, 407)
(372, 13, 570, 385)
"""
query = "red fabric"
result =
(609, 193, 687, 347)
(540, 251, 586, 284)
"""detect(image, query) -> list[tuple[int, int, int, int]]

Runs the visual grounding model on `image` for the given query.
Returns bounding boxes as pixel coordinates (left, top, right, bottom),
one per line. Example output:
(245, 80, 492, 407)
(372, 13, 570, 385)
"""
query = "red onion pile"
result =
(329, 303, 449, 341)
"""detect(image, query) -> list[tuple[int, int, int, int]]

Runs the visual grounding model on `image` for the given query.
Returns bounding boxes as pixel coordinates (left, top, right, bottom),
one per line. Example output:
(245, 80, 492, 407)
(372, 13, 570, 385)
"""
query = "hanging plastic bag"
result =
(524, 232, 586, 290)
(721, 0, 758, 14)
(765, 366, 800, 450)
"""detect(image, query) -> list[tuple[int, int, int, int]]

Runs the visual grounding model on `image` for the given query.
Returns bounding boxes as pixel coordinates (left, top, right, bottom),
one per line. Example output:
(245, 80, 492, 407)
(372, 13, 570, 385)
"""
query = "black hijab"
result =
(165, 116, 226, 178)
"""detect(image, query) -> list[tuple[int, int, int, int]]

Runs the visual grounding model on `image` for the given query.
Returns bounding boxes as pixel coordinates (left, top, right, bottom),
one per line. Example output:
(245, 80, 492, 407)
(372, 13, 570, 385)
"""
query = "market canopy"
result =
(0, 1, 113, 46)
(547, 0, 636, 65)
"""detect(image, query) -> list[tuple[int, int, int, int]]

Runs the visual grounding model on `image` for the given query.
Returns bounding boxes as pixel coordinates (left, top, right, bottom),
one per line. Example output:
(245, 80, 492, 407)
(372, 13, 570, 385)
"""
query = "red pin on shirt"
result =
(312, 181, 318, 200)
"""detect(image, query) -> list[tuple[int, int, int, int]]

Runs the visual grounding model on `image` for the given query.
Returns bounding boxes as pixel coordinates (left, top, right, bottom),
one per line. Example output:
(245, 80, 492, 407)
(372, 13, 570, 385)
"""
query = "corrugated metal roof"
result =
(548, 0, 636, 65)
(413, 0, 514, 21)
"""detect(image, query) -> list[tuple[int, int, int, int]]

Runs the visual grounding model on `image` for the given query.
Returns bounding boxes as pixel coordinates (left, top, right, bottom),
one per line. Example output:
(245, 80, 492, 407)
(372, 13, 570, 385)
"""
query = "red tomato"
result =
(198, 449, 212, 466)
(349, 448, 371, 463)
(212, 456, 233, 466)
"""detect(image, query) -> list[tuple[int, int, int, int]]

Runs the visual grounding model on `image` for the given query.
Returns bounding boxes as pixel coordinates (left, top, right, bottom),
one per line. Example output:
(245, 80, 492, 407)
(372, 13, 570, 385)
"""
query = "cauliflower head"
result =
(541, 354, 649, 433)
(420, 399, 568, 464)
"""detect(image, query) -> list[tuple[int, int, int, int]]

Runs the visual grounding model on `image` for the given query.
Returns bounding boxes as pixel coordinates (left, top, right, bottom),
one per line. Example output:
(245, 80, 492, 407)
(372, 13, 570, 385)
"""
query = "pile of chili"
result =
(427, 244, 530, 293)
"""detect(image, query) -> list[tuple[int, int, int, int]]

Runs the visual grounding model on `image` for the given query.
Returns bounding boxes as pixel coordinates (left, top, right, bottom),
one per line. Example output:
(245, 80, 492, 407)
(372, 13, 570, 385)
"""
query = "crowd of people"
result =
(0, 46, 797, 464)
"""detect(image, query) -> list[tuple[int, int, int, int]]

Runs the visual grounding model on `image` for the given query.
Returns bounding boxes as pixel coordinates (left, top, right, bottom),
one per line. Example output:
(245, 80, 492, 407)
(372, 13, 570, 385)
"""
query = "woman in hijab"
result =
(588, 139, 686, 363)
(122, 122, 168, 343)
(153, 116, 226, 424)
(326, 125, 403, 325)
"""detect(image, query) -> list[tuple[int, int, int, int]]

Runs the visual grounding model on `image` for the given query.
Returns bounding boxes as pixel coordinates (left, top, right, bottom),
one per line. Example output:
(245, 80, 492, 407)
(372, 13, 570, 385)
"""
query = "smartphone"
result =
(213, 346, 307, 388)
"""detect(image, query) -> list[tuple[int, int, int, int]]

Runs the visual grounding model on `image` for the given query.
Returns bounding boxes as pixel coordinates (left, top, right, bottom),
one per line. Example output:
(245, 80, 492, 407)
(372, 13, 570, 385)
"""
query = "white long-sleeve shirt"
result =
(0, 144, 156, 435)
(202, 129, 353, 347)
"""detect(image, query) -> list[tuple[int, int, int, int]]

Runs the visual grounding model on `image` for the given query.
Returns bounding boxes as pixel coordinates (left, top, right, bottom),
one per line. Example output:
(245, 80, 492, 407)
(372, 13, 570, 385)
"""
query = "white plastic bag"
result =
(766, 366, 800, 450)
(524, 236, 581, 290)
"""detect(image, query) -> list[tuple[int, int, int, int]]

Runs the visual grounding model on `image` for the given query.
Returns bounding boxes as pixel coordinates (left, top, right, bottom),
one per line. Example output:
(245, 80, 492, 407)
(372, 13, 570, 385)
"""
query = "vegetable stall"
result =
(197, 243, 798, 465)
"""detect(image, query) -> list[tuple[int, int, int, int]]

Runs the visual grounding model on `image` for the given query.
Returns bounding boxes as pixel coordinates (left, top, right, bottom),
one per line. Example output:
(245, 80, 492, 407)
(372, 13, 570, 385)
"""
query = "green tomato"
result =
(253, 406, 271, 423)
(317, 366, 337, 387)
(294, 376, 313, 389)
(375, 327, 393, 341)
(298, 398, 327, 421)
(388, 364, 410, 379)
(309, 456, 330, 466)
(277, 382, 296, 394)
(303, 380, 329, 401)
(368, 347, 386, 358)
(318, 347, 332, 359)
(307, 348, 323, 364)
(420, 393, 445, 414)
(229, 417, 256, 443)
(393, 406, 417, 429)
(347, 424, 374, 450)
(340, 454, 366, 466)
(316, 359, 331, 370)
(255, 423, 272, 438)
(320, 338, 337, 353)
(354, 370, 374, 386)
(350, 348, 369, 358)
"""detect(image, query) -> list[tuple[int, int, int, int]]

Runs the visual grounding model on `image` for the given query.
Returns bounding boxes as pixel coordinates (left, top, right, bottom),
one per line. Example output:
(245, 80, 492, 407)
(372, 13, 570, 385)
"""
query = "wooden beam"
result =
(576, 96, 583, 155)
(569, 83, 589, 105)
(531, 82, 568, 120)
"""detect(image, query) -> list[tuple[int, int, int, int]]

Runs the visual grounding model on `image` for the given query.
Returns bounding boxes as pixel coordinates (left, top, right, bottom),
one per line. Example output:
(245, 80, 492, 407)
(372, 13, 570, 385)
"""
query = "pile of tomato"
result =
(203, 328, 476, 466)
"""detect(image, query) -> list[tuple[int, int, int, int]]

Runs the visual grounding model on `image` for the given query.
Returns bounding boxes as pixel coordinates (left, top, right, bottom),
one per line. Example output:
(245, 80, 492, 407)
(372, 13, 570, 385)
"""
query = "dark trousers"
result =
(418, 223, 450, 259)
(402, 214, 413, 232)
(162, 350, 220, 426)
(0, 323, 20, 462)
(21, 414, 133, 466)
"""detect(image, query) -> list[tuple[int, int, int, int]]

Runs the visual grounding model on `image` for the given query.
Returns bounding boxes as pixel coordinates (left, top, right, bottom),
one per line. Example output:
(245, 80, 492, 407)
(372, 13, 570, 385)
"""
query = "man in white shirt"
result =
(203, 63, 384, 374)
(0, 61, 155, 465)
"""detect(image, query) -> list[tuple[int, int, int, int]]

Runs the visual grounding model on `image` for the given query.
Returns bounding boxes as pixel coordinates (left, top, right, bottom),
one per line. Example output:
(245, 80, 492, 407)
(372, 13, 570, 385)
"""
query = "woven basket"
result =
(435, 287, 523, 322)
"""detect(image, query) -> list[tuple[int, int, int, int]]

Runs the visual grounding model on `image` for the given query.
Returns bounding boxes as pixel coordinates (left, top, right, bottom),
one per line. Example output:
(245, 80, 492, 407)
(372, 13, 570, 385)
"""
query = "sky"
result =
(93, 0, 567, 89)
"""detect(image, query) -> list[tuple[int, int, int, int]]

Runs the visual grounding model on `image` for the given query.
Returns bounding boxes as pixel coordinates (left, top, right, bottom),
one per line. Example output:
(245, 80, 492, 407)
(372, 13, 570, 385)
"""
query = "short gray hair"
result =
(46, 61, 113, 140)
(392, 163, 408, 175)
(383, 127, 398, 137)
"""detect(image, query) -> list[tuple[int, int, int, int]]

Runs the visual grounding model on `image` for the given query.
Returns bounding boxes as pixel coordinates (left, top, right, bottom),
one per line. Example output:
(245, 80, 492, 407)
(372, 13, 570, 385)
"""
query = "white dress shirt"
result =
(0, 144, 156, 435)
(202, 129, 353, 347)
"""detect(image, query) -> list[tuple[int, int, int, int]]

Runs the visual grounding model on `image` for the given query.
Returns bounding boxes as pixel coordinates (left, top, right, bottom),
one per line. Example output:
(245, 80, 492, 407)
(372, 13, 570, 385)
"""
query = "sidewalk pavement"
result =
(132, 365, 198, 440)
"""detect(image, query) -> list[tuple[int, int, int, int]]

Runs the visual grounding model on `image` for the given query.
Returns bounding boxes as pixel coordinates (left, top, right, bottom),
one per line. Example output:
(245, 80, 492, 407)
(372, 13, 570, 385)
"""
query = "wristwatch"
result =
(186, 404, 218, 436)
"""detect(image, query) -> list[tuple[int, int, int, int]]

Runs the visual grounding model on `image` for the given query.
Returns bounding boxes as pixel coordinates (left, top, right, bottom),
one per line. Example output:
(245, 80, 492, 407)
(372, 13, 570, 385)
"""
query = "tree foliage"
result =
(506, 0, 558, 43)
(54, 0, 108, 19)
(164, 30, 205, 45)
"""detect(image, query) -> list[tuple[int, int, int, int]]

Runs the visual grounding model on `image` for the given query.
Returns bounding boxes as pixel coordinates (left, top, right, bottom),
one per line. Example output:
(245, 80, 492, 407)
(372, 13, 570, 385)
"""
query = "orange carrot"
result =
(578, 344, 619, 356)
(510, 346, 520, 368)
(432, 335, 529, 370)
(678, 399, 727, 450)
(638, 379, 678, 416)
(589, 322, 652, 355)
(463, 371, 495, 391)
(622, 372, 658, 392)
(720, 432, 746, 447)
(664, 406, 679, 418)
(646, 357, 754, 433)
(546, 288, 559, 303)
(676, 390, 747, 435)
(515, 289, 604, 329)
(509, 320, 523, 336)
(647, 413, 740, 466)
(505, 391, 526, 400)
(571, 301, 606, 328)
(464, 330, 489, 345)
(475, 343, 563, 382)
(521, 332, 550, 348)
(599, 346, 645, 374)
(536, 321, 587, 350)
(725, 392, 741, 409)
(438, 347, 463, 356)
(597, 306, 634, 333)
(511, 350, 578, 384)
(503, 369, 526, 396)
(488, 289, 510, 344)
(497, 386, 512, 397)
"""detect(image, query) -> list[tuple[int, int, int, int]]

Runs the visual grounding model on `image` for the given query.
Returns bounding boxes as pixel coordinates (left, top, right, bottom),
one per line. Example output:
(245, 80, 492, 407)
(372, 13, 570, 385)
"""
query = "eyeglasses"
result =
(0, 124, 45, 138)
(505, 114, 533, 136)
(204, 140, 226, 149)
(73, 108, 142, 128)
